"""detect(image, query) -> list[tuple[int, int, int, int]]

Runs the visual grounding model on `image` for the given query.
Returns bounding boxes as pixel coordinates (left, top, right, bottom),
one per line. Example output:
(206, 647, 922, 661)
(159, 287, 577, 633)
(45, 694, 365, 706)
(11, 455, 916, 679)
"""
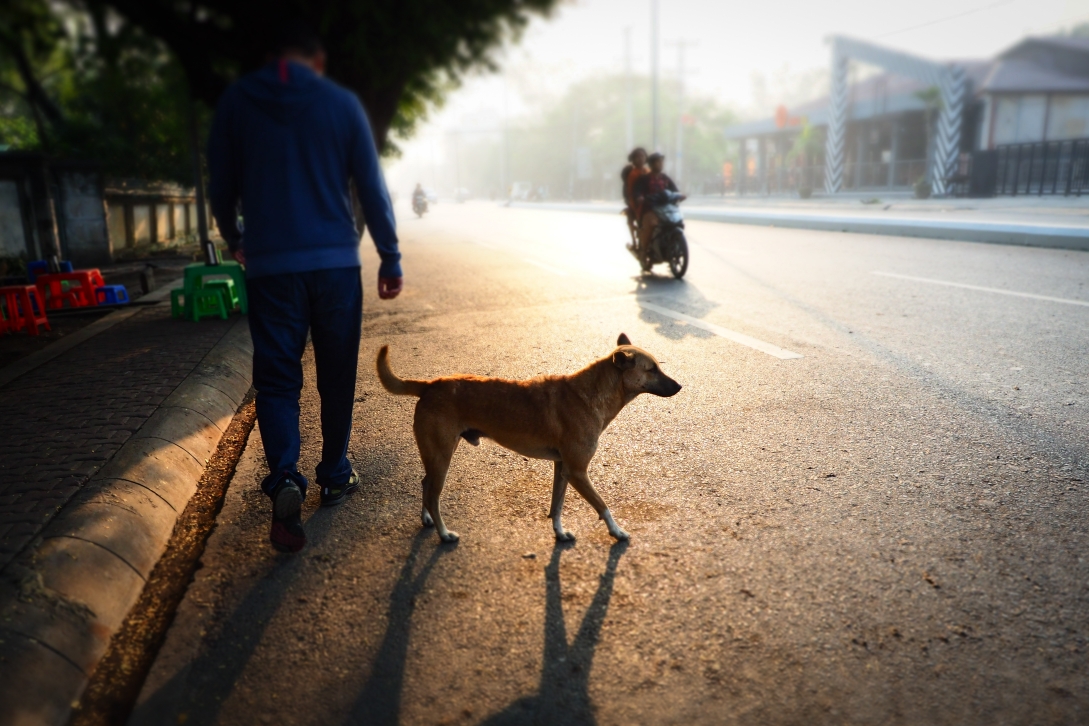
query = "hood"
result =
(237, 60, 326, 125)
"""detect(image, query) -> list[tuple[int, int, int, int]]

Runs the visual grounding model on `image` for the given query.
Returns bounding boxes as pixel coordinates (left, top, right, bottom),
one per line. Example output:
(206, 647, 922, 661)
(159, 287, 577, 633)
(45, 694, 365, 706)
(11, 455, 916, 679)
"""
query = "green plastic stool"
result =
(205, 279, 239, 310)
(182, 261, 248, 313)
(190, 288, 228, 321)
(170, 288, 186, 319)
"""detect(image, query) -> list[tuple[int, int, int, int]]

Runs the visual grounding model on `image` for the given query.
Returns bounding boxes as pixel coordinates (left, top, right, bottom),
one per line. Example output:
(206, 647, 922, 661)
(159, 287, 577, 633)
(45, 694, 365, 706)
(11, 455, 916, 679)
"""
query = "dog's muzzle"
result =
(649, 376, 682, 397)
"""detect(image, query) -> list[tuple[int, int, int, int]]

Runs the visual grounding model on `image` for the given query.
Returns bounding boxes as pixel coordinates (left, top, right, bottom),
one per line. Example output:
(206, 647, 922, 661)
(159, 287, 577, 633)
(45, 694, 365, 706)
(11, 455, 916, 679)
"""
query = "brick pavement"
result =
(0, 305, 238, 572)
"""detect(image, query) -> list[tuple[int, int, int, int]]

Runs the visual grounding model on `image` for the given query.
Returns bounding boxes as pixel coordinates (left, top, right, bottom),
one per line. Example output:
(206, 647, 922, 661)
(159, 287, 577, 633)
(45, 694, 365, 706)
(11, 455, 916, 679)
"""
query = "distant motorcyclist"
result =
(412, 183, 427, 217)
(620, 147, 649, 249)
(632, 153, 684, 257)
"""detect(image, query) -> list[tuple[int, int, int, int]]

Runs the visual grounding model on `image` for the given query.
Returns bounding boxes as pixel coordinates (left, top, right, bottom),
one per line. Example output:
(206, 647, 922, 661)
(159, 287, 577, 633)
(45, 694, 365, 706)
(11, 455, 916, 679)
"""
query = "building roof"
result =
(724, 34, 1089, 140)
(725, 61, 992, 139)
(981, 58, 1089, 93)
(982, 34, 1089, 92)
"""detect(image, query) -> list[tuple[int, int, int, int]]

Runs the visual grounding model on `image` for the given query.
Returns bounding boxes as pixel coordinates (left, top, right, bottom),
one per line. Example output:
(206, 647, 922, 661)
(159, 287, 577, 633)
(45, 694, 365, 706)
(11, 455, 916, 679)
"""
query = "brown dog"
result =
(376, 334, 682, 543)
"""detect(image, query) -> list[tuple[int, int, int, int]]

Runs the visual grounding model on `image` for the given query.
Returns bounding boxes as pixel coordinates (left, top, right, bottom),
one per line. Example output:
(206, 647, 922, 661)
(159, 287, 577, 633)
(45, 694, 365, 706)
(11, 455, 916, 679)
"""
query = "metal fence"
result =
(994, 139, 1089, 196)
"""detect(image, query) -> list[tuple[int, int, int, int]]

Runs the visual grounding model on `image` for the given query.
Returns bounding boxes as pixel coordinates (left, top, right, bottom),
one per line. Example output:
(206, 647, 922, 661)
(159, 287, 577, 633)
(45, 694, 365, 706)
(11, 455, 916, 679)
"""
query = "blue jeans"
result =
(247, 267, 362, 489)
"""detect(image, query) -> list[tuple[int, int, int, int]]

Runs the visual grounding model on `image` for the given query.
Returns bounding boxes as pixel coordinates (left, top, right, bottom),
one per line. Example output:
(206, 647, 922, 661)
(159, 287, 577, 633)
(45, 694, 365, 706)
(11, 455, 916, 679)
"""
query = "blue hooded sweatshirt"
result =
(208, 60, 401, 279)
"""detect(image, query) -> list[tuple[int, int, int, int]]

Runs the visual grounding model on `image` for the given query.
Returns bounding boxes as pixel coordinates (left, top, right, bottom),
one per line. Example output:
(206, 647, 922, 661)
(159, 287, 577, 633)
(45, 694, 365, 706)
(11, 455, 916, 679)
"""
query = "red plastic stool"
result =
(0, 285, 50, 335)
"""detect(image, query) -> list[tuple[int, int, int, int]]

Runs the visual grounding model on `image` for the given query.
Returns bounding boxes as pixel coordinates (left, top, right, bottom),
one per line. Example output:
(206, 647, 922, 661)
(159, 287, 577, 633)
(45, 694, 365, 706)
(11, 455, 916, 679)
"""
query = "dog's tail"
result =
(376, 345, 427, 397)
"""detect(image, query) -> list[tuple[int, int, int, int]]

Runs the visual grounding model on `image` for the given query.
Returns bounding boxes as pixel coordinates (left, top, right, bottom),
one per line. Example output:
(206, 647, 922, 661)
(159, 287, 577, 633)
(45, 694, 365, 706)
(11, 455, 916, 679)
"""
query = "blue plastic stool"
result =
(95, 285, 130, 305)
(27, 260, 73, 283)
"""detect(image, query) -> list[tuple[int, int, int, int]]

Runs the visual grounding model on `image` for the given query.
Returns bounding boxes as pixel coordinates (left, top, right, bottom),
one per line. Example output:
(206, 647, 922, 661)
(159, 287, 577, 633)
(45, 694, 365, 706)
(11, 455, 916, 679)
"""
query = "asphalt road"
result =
(132, 201, 1089, 725)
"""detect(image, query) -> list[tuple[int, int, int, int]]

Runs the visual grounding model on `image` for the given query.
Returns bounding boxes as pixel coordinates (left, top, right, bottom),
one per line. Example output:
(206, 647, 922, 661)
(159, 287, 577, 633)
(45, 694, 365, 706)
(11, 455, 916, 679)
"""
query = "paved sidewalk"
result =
(0, 304, 235, 572)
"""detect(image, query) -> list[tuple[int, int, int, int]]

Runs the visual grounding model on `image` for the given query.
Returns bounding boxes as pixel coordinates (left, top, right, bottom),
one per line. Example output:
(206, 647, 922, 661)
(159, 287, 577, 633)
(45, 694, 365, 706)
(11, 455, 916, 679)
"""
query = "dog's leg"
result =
(567, 469, 630, 541)
(421, 450, 459, 543)
(415, 413, 459, 543)
(548, 461, 574, 541)
(420, 477, 434, 527)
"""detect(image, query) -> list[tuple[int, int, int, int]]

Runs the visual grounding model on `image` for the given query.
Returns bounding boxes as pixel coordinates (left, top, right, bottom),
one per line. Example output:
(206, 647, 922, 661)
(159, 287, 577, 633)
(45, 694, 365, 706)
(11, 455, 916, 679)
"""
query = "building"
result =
(0, 151, 211, 268)
(724, 34, 1089, 197)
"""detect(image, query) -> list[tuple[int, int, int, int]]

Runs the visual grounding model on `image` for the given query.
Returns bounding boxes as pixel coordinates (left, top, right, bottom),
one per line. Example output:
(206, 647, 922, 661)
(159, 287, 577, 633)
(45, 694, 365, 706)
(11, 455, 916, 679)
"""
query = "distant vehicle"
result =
(509, 181, 533, 201)
(424, 188, 439, 204)
(454, 187, 471, 203)
(629, 189, 688, 279)
(412, 189, 428, 218)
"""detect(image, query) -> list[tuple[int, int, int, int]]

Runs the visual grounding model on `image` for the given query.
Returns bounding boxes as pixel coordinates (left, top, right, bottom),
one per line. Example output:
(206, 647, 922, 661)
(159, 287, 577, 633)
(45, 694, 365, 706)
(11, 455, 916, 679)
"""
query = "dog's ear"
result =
(617, 333, 632, 346)
(612, 349, 636, 370)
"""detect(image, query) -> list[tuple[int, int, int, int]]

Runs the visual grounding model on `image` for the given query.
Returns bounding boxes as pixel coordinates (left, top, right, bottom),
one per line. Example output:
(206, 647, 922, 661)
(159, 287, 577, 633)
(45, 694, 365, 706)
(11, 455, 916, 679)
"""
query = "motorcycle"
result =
(627, 190, 689, 279)
(412, 196, 428, 218)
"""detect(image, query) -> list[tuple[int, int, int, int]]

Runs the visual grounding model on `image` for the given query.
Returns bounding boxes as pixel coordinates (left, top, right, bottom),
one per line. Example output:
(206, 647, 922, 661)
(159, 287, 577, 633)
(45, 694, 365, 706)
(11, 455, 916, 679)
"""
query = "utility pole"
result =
(500, 76, 509, 197)
(624, 26, 634, 152)
(668, 40, 697, 187)
(650, 0, 659, 152)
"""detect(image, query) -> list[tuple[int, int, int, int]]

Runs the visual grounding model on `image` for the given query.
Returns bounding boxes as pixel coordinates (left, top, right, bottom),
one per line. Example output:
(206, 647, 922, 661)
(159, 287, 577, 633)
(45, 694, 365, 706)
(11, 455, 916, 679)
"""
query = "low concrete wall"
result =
(509, 201, 1089, 251)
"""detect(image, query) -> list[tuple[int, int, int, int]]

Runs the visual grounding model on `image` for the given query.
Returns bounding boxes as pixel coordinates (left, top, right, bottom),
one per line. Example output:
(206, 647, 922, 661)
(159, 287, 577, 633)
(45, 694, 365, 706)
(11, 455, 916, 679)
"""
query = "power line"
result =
(877, 0, 1017, 39)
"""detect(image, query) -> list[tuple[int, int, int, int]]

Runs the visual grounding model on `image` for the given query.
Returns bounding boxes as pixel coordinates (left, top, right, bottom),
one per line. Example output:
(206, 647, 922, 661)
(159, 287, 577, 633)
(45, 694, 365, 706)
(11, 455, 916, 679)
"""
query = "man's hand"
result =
(378, 276, 403, 300)
(232, 248, 246, 265)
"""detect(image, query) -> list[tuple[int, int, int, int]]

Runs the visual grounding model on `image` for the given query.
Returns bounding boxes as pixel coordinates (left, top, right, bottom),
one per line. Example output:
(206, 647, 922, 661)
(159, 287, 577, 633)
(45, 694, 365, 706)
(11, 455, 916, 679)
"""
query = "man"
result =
(620, 147, 649, 250)
(209, 26, 402, 553)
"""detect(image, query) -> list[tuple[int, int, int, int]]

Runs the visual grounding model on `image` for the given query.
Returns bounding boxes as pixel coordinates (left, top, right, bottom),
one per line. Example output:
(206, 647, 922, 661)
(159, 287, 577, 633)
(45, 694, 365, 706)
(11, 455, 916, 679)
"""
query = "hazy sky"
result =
(387, 0, 1088, 186)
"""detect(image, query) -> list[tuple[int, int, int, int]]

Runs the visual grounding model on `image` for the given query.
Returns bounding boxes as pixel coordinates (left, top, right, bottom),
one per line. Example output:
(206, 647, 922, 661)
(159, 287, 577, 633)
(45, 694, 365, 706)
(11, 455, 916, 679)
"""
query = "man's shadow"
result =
(481, 540, 629, 726)
(342, 531, 449, 724)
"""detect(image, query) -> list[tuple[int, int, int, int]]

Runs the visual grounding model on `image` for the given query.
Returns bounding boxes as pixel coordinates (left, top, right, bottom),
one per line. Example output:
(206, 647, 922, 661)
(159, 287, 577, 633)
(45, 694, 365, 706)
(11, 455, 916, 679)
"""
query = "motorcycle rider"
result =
(632, 153, 685, 258)
(409, 182, 426, 214)
(620, 147, 649, 249)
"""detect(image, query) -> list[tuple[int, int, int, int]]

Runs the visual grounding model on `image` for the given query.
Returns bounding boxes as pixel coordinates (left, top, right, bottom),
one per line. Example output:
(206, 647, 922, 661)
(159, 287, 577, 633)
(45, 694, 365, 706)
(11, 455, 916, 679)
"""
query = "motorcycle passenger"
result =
(632, 153, 684, 257)
(621, 147, 649, 249)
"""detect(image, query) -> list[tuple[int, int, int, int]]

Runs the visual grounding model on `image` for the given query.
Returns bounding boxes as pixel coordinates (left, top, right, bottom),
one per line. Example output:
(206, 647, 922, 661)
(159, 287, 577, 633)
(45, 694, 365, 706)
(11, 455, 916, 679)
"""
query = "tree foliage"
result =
(0, 0, 204, 182)
(0, 0, 559, 182)
(82, 0, 559, 151)
(447, 74, 737, 199)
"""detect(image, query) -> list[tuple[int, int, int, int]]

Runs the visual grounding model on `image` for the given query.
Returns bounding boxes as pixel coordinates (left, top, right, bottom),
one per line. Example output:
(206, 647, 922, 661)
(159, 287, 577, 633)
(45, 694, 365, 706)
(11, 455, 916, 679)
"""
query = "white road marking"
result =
(872, 271, 1089, 308)
(523, 258, 569, 276)
(638, 301, 804, 360)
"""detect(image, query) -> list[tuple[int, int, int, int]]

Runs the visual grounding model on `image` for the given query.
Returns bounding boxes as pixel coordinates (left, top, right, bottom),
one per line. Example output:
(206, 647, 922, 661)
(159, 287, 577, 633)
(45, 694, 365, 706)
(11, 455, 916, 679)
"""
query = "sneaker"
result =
(265, 470, 306, 553)
(320, 469, 359, 507)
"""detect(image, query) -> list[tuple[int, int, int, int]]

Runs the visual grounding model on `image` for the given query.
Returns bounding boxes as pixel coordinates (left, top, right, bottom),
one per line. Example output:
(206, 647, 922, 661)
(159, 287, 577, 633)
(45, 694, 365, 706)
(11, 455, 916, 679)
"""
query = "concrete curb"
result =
(0, 316, 252, 726)
(508, 201, 1089, 251)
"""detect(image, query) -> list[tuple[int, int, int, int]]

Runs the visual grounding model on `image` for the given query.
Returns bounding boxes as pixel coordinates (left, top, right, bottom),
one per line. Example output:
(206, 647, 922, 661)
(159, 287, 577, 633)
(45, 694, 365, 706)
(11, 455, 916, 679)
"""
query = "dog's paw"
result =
(555, 530, 576, 542)
(610, 528, 630, 541)
(439, 530, 460, 543)
(421, 508, 434, 527)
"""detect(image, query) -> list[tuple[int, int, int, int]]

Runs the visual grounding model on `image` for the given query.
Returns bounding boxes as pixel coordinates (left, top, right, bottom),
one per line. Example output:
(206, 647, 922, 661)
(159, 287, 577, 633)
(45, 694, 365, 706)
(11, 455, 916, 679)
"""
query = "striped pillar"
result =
(823, 46, 849, 194)
(931, 65, 967, 196)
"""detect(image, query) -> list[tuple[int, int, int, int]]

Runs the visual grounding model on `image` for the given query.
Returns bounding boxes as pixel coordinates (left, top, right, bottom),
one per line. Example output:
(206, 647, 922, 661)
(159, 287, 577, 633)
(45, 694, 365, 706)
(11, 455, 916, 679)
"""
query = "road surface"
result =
(132, 201, 1089, 725)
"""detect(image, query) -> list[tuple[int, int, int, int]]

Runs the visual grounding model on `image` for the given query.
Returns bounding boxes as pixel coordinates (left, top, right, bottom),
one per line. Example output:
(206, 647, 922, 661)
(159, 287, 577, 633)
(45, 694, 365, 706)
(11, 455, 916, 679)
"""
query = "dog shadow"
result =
(480, 540, 629, 726)
(633, 276, 716, 341)
(341, 531, 449, 725)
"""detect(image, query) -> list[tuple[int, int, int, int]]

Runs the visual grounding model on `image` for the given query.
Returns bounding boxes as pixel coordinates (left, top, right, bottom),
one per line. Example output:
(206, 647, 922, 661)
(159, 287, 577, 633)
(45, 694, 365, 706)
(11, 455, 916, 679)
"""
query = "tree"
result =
(84, 0, 560, 152)
(0, 0, 200, 183)
(431, 73, 737, 200)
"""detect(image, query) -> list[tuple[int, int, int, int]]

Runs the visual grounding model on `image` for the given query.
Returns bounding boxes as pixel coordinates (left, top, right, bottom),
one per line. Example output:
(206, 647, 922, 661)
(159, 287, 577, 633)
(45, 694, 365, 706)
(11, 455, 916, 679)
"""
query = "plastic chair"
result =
(190, 288, 228, 321)
(204, 279, 239, 310)
(95, 285, 130, 305)
(0, 285, 50, 335)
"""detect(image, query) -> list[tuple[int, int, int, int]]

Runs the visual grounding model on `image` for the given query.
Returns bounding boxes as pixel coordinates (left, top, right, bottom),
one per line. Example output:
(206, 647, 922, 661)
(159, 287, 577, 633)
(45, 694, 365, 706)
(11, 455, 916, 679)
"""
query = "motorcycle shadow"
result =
(632, 276, 718, 341)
